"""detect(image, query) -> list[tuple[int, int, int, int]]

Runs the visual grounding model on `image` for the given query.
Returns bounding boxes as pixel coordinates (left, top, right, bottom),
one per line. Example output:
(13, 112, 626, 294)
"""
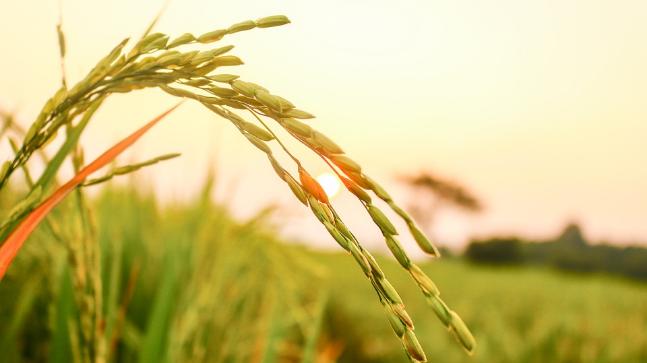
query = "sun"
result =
(316, 173, 342, 199)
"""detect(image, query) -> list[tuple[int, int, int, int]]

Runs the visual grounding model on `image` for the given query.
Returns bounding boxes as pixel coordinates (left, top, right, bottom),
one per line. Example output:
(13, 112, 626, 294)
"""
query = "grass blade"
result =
(137, 255, 178, 363)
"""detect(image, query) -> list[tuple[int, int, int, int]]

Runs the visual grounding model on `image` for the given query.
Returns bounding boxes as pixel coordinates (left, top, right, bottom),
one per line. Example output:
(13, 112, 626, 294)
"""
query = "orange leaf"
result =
(0, 104, 180, 280)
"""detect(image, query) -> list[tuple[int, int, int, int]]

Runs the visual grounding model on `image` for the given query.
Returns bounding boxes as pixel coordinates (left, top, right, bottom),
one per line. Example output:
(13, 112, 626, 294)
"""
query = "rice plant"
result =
(0, 13, 474, 362)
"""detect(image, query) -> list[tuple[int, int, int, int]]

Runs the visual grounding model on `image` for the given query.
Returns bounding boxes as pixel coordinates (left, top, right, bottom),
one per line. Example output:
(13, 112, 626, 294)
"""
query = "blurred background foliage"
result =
(1, 178, 645, 363)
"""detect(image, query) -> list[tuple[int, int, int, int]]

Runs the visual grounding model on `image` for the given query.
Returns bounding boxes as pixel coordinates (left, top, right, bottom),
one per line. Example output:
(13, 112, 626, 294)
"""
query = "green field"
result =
(324, 255, 647, 363)
(1, 184, 646, 363)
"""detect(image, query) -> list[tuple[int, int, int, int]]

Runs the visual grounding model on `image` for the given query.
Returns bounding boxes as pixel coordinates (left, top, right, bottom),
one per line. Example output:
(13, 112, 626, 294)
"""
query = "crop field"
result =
(323, 253, 647, 363)
(1, 185, 645, 363)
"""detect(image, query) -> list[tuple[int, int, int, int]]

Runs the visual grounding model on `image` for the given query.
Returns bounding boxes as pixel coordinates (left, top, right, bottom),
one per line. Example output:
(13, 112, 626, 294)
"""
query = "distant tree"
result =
(470, 223, 647, 281)
(556, 223, 587, 248)
(465, 238, 524, 265)
(620, 247, 647, 280)
(401, 171, 482, 236)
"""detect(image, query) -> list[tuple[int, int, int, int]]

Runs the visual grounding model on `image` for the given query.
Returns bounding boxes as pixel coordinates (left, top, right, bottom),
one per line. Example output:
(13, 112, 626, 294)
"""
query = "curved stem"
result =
(243, 105, 302, 167)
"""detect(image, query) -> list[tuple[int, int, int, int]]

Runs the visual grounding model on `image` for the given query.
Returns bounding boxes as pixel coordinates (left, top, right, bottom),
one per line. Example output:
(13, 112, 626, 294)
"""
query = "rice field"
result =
(1, 184, 645, 363)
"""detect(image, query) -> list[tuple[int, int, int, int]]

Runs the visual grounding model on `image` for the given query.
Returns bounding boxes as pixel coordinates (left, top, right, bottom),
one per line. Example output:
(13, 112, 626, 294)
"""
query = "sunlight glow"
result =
(316, 173, 341, 199)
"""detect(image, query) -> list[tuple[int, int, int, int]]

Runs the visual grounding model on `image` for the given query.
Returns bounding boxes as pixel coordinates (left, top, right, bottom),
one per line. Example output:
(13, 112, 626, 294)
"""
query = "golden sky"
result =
(1, 1, 646, 250)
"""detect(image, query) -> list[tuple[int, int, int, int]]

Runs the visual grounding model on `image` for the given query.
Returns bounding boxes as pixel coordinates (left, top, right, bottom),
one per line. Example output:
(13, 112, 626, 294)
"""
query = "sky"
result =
(1, 1, 646, 252)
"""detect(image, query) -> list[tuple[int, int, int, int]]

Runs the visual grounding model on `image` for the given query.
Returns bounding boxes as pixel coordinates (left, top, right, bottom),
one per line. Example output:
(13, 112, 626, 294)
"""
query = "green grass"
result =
(323, 255, 647, 363)
(1, 183, 646, 363)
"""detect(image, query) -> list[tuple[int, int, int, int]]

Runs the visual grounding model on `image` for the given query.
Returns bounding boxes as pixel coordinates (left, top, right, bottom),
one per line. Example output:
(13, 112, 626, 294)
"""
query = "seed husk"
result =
(308, 197, 333, 224)
(450, 311, 476, 353)
(208, 86, 238, 98)
(183, 78, 211, 87)
(176, 50, 199, 65)
(209, 74, 240, 83)
(427, 296, 452, 327)
(219, 98, 246, 109)
(256, 15, 291, 28)
(167, 33, 195, 48)
(139, 32, 166, 45)
(346, 171, 372, 189)
(233, 95, 264, 108)
(335, 218, 354, 240)
(323, 221, 350, 251)
(403, 330, 426, 362)
(228, 20, 256, 34)
(366, 176, 392, 201)
(210, 55, 244, 67)
(230, 80, 257, 98)
(386, 306, 406, 337)
(299, 167, 328, 203)
(319, 201, 335, 223)
(190, 46, 235, 65)
(135, 32, 165, 53)
(224, 110, 245, 125)
(198, 29, 228, 43)
(385, 235, 411, 268)
(408, 222, 440, 256)
(281, 118, 312, 137)
(284, 174, 308, 205)
(341, 177, 371, 203)
(211, 45, 237, 56)
(378, 278, 403, 304)
(244, 133, 271, 154)
(52, 87, 67, 108)
(348, 243, 370, 275)
(311, 131, 343, 154)
(409, 264, 439, 296)
(198, 95, 227, 105)
(368, 205, 397, 235)
(364, 251, 384, 278)
(392, 304, 414, 329)
(141, 34, 169, 53)
(246, 82, 268, 93)
(241, 121, 273, 141)
(331, 154, 361, 173)
(267, 155, 285, 180)
(282, 108, 315, 119)
(275, 95, 295, 110)
(255, 90, 282, 112)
